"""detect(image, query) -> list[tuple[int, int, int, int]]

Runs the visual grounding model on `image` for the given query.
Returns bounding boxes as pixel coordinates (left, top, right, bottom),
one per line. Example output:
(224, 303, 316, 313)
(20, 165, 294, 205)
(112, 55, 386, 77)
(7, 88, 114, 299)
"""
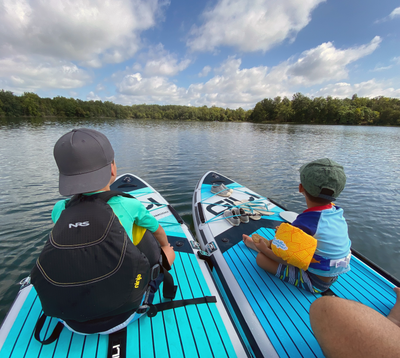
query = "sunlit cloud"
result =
(0, 0, 167, 65)
(187, 0, 325, 52)
(389, 7, 400, 19)
(313, 79, 400, 99)
(0, 56, 91, 93)
(111, 37, 388, 109)
(141, 44, 191, 77)
(116, 73, 186, 104)
(285, 36, 381, 85)
(375, 6, 400, 23)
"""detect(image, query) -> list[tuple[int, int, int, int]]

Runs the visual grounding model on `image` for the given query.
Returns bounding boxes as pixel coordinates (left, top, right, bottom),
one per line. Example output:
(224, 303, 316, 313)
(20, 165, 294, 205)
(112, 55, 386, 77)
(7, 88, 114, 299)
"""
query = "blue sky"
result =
(0, 0, 399, 109)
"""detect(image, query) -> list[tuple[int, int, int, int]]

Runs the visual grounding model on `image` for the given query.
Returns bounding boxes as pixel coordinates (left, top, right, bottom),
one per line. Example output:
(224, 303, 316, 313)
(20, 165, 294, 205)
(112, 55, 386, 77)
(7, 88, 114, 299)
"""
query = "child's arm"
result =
(251, 236, 288, 265)
(152, 225, 176, 266)
(260, 245, 288, 265)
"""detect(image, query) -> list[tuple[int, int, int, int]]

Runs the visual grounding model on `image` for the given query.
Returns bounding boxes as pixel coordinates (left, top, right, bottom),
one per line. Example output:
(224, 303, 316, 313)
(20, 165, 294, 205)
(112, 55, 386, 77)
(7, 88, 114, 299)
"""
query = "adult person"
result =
(309, 287, 400, 357)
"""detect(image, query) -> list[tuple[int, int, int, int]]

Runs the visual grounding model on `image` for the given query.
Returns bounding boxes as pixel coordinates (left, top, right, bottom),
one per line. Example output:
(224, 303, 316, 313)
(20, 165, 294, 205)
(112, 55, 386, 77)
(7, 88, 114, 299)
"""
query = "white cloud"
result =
(0, 0, 165, 66)
(285, 36, 381, 85)
(389, 7, 400, 19)
(199, 66, 212, 77)
(313, 80, 400, 99)
(187, 57, 274, 107)
(371, 65, 392, 72)
(375, 6, 400, 23)
(142, 44, 191, 77)
(87, 91, 102, 101)
(116, 73, 186, 103)
(111, 36, 391, 108)
(0, 56, 91, 93)
(187, 0, 325, 52)
(370, 56, 400, 72)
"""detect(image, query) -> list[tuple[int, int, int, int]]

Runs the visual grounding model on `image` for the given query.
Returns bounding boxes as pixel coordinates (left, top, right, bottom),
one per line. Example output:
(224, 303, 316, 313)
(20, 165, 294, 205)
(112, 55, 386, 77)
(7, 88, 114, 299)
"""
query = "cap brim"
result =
(59, 165, 111, 196)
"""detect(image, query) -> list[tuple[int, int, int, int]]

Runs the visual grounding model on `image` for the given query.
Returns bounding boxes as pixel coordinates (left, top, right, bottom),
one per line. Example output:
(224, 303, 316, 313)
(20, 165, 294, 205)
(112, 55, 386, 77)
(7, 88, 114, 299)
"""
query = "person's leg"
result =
(310, 295, 400, 358)
(243, 234, 279, 274)
(255, 252, 280, 275)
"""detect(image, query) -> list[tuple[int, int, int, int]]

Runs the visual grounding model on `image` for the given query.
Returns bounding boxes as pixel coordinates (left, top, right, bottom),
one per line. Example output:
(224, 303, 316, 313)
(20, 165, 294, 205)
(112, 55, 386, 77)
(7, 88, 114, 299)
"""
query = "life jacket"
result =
(31, 191, 175, 335)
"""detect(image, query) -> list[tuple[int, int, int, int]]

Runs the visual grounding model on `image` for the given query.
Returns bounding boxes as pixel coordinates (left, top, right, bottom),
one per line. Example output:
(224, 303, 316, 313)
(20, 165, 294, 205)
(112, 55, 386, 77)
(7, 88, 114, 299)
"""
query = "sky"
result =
(0, 0, 399, 110)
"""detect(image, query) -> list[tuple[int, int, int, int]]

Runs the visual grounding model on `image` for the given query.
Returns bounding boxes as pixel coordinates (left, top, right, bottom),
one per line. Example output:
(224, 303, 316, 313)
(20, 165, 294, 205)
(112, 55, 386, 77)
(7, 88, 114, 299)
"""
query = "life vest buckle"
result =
(150, 264, 160, 281)
(136, 304, 150, 315)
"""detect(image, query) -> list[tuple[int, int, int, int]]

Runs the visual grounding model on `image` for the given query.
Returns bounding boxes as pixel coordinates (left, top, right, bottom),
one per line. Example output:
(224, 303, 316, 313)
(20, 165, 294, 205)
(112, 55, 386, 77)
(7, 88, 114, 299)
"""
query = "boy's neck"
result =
(305, 196, 330, 209)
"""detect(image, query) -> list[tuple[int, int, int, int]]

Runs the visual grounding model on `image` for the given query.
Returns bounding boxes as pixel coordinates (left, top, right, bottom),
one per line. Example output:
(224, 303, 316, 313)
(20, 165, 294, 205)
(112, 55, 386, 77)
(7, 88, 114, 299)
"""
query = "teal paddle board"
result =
(0, 173, 249, 358)
(192, 171, 399, 358)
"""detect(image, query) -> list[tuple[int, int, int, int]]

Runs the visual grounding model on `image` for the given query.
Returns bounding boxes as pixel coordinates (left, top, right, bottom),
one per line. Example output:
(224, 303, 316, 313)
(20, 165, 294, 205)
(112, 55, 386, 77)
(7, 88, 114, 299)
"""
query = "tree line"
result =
(0, 90, 399, 126)
(250, 93, 400, 126)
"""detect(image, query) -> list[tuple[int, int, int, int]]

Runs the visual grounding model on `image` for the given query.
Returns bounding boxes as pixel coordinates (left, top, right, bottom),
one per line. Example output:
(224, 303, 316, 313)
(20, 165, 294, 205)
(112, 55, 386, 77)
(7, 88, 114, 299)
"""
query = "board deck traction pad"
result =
(0, 174, 248, 358)
(193, 171, 399, 358)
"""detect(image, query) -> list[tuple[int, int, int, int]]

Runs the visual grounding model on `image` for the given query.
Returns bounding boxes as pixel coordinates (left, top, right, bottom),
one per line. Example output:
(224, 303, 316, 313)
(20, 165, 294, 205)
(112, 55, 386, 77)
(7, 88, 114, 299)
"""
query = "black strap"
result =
(197, 251, 214, 271)
(34, 314, 64, 345)
(93, 191, 135, 202)
(161, 268, 177, 299)
(159, 248, 177, 300)
(107, 327, 127, 358)
(65, 191, 135, 208)
(147, 296, 217, 318)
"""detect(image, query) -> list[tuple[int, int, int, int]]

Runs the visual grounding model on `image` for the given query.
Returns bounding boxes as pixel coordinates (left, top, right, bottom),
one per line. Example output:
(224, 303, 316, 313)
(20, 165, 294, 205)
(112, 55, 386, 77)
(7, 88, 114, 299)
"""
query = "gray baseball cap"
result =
(54, 128, 114, 196)
(299, 158, 346, 201)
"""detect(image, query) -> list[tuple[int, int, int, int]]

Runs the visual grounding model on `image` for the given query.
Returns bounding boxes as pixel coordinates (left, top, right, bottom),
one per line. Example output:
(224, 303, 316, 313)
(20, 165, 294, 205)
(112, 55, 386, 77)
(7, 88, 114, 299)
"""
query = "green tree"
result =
(291, 93, 312, 123)
(21, 92, 41, 117)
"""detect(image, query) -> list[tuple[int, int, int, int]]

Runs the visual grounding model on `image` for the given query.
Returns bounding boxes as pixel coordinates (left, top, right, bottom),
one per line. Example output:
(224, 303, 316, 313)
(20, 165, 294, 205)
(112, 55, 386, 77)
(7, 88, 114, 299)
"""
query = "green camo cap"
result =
(299, 158, 346, 201)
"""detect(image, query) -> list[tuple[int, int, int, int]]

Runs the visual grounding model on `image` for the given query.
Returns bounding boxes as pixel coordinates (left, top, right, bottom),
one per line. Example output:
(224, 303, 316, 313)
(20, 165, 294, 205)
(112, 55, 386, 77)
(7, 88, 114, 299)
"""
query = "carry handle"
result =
(34, 314, 64, 345)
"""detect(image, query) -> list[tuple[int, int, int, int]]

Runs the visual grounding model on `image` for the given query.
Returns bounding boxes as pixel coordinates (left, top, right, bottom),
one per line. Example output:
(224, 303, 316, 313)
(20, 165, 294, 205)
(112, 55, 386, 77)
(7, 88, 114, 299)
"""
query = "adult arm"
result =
(254, 238, 288, 265)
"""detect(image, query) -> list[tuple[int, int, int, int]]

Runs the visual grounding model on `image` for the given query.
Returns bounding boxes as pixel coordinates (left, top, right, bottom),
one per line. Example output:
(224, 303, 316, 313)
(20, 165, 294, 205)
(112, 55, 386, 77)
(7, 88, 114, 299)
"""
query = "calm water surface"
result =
(1, 118, 399, 322)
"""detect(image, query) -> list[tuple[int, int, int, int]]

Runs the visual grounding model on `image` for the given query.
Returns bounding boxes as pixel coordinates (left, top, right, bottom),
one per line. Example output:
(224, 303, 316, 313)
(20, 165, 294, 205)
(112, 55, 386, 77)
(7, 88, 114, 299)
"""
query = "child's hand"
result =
(252, 233, 272, 248)
(243, 234, 272, 254)
(254, 237, 271, 252)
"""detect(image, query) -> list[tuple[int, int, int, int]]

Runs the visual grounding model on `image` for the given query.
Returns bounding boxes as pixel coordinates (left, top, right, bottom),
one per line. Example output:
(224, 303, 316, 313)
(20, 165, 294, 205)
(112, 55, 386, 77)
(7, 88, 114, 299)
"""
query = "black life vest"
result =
(31, 191, 171, 333)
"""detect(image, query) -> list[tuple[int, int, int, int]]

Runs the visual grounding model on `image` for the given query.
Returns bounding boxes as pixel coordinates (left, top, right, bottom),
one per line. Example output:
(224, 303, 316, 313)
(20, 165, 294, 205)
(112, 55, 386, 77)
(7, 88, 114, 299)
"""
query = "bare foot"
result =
(243, 234, 260, 252)
(387, 287, 400, 327)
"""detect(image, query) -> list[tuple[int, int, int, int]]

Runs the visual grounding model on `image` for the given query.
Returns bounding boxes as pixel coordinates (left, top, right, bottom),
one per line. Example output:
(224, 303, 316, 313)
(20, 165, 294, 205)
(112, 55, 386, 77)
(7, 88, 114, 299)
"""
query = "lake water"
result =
(0, 118, 399, 322)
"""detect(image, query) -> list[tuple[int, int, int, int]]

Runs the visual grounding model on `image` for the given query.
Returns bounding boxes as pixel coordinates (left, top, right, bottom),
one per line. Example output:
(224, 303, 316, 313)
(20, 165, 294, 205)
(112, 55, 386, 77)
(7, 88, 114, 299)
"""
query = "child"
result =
(243, 158, 351, 293)
(31, 128, 176, 334)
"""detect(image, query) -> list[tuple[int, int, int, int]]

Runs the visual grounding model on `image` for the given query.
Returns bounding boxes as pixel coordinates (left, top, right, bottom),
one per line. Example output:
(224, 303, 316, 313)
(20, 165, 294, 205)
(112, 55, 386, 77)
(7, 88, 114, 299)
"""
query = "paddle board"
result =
(0, 173, 248, 358)
(192, 171, 399, 358)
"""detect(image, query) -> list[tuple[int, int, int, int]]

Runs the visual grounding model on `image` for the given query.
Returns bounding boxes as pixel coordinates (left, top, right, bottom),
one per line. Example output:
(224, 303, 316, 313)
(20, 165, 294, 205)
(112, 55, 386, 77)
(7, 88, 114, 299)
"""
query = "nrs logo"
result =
(135, 274, 142, 288)
(68, 221, 90, 229)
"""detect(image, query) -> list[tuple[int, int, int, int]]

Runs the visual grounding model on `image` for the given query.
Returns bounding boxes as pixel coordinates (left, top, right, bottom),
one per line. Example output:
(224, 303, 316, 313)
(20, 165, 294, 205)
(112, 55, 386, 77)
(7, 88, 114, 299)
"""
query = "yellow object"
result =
(271, 223, 317, 271)
(132, 224, 147, 245)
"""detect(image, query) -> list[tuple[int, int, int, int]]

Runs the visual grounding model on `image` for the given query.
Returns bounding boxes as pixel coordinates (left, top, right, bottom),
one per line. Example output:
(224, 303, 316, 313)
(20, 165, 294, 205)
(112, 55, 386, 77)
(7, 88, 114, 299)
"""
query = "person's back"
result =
(31, 128, 175, 335)
(293, 158, 351, 279)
